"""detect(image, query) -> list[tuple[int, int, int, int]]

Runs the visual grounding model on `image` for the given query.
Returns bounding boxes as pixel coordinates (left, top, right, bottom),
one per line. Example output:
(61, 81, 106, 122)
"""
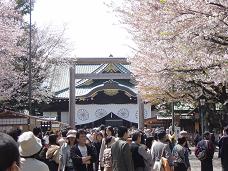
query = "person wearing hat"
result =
(179, 130, 191, 155)
(85, 133, 99, 171)
(196, 131, 215, 171)
(58, 130, 77, 171)
(86, 133, 94, 144)
(0, 132, 20, 171)
(18, 131, 49, 171)
(150, 128, 173, 171)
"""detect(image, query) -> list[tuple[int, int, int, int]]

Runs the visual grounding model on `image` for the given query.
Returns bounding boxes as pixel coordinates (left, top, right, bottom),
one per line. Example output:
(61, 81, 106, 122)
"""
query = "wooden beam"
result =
(75, 57, 130, 65)
(75, 73, 132, 79)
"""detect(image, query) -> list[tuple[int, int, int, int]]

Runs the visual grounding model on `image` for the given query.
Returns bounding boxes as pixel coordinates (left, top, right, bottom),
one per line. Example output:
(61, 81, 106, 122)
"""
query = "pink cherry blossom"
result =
(113, 0, 228, 104)
(0, 0, 24, 99)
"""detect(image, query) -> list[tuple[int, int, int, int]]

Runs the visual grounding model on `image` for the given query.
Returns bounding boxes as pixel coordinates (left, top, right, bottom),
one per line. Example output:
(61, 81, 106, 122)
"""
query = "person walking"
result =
(18, 131, 49, 171)
(219, 126, 228, 171)
(150, 128, 173, 171)
(85, 133, 98, 171)
(194, 130, 201, 146)
(179, 130, 191, 155)
(58, 130, 77, 171)
(111, 126, 134, 171)
(145, 136, 154, 171)
(70, 129, 97, 171)
(0, 132, 20, 171)
(172, 137, 190, 171)
(46, 134, 60, 171)
(99, 126, 116, 171)
(130, 131, 152, 171)
(93, 132, 103, 171)
(195, 131, 215, 171)
(58, 129, 68, 147)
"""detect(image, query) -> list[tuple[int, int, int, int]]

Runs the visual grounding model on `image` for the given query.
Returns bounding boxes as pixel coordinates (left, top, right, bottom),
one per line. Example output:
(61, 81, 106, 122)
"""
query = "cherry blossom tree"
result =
(113, 0, 228, 106)
(8, 26, 72, 110)
(0, 0, 24, 100)
(0, 1, 72, 111)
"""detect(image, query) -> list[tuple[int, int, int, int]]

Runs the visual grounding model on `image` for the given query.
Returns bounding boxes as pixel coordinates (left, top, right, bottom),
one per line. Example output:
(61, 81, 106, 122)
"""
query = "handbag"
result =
(103, 147, 112, 168)
(152, 145, 172, 171)
(195, 140, 208, 161)
(161, 156, 172, 171)
(161, 145, 172, 171)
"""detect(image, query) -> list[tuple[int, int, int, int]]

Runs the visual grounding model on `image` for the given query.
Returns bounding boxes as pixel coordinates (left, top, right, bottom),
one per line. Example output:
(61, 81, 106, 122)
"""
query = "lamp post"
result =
(199, 95, 206, 134)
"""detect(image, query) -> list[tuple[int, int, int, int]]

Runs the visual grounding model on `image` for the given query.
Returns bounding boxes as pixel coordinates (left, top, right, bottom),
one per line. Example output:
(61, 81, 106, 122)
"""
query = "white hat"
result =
(86, 133, 93, 142)
(67, 130, 77, 138)
(18, 131, 42, 157)
(180, 130, 187, 135)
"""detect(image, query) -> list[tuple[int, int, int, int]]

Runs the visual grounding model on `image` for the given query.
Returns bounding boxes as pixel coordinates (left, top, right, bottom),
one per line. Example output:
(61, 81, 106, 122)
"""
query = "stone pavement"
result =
(189, 148, 222, 171)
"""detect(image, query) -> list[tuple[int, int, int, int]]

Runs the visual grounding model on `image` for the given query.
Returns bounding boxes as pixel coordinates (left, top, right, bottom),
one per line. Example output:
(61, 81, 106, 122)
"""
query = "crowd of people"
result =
(0, 125, 228, 171)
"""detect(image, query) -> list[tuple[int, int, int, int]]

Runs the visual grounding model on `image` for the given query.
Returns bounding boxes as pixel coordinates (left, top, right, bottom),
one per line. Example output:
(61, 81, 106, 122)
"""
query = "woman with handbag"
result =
(58, 130, 77, 171)
(99, 126, 116, 171)
(172, 137, 191, 171)
(46, 134, 60, 171)
(151, 128, 173, 171)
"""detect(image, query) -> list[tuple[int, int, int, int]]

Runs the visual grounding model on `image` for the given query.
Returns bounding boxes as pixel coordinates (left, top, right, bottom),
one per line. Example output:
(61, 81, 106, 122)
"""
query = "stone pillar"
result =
(69, 66, 76, 128)
(137, 95, 144, 130)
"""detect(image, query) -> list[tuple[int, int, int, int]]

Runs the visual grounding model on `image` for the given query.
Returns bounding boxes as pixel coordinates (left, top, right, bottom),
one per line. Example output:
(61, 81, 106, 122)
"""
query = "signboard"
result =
(52, 123, 60, 128)
(0, 118, 28, 125)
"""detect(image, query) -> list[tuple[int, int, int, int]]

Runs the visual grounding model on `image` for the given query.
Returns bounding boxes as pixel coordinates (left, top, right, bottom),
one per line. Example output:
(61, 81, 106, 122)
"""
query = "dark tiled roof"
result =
(48, 63, 136, 98)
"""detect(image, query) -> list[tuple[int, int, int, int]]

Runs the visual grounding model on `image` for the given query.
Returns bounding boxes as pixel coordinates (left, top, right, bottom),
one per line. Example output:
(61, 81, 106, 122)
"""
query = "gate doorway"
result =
(105, 119, 123, 127)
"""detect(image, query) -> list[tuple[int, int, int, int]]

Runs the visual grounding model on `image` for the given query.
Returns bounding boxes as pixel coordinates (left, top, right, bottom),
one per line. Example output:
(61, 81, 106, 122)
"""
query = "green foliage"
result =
(15, 0, 34, 15)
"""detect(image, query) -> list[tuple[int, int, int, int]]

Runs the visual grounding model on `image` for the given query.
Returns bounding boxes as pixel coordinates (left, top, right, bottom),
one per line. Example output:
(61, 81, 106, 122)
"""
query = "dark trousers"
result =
(201, 159, 213, 171)
(174, 163, 187, 171)
(222, 158, 228, 171)
(65, 166, 75, 171)
(47, 161, 58, 171)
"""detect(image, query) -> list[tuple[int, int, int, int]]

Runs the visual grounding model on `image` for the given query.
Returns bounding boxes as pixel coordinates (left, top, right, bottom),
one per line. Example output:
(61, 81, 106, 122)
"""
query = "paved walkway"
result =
(189, 148, 222, 171)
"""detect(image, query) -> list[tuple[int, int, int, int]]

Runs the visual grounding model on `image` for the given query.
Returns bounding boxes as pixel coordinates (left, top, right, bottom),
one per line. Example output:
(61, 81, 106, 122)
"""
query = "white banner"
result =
(75, 104, 151, 125)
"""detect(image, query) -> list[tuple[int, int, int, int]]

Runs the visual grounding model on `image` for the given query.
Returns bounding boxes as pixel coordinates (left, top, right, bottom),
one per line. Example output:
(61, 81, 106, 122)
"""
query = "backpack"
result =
(103, 147, 112, 168)
(195, 140, 208, 161)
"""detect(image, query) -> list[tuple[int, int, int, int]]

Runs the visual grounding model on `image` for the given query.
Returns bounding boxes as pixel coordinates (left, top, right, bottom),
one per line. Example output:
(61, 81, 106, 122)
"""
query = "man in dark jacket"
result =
(130, 131, 145, 171)
(219, 126, 228, 171)
(196, 131, 215, 171)
(71, 130, 97, 171)
(111, 126, 134, 171)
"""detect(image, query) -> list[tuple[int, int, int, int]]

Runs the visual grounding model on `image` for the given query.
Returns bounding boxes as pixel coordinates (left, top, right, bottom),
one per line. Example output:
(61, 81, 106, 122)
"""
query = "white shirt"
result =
(43, 135, 49, 145)
(20, 158, 49, 171)
(78, 145, 87, 157)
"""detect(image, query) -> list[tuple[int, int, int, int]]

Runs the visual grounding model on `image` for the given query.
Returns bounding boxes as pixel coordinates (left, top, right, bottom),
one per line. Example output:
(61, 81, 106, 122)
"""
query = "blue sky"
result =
(32, 0, 135, 57)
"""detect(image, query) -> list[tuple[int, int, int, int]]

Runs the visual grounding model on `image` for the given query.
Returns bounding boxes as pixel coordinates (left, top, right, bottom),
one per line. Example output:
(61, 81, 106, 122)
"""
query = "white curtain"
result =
(75, 104, 151, 125)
